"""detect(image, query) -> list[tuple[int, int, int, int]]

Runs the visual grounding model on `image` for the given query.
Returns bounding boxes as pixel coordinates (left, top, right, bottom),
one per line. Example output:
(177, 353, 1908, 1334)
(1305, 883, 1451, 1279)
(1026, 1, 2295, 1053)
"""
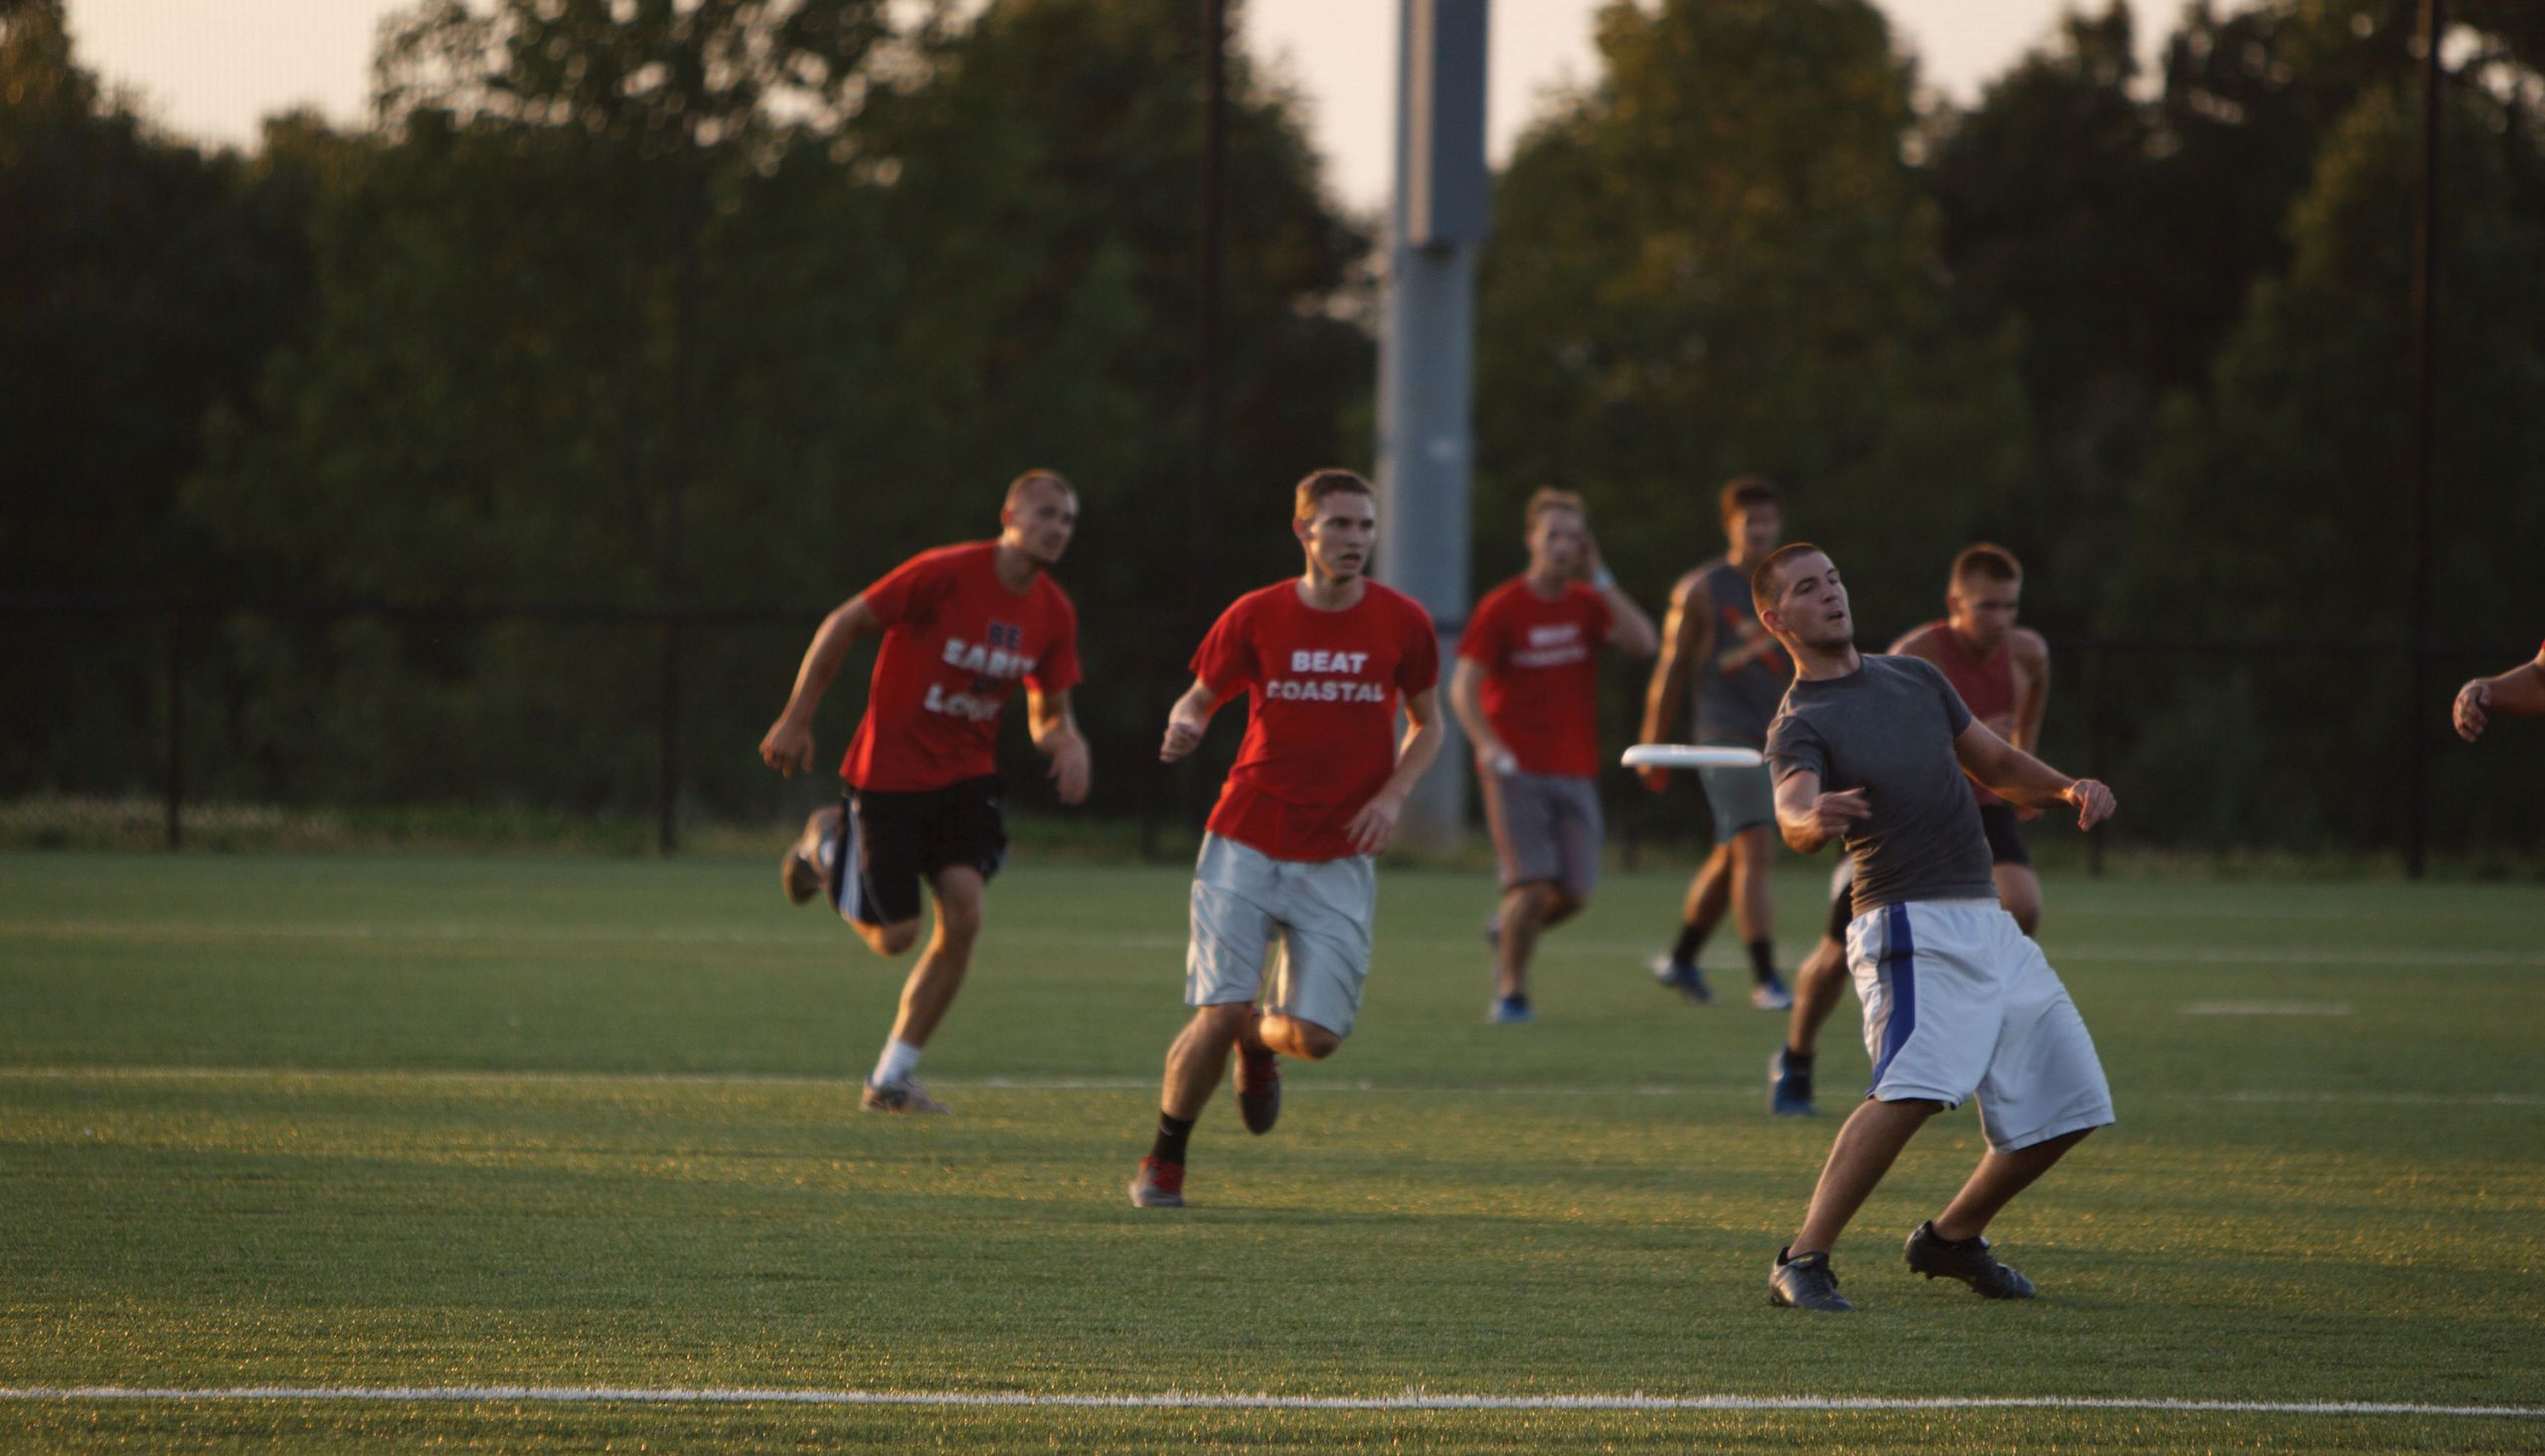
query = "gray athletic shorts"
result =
(1481, 770, 1603, 902)
(1185, 833, 1376, 1039)
(1695, 743, 1774, 841)
(1845, 897, 2116, 1152)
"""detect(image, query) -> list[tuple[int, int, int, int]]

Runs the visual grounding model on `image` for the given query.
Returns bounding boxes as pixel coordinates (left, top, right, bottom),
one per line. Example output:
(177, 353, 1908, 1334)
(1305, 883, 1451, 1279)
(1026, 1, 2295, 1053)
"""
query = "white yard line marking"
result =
(0, 1385, 2536, 1418)
(3, 1064, 2539, 1107)
(2179, 1001, 2354, 1017)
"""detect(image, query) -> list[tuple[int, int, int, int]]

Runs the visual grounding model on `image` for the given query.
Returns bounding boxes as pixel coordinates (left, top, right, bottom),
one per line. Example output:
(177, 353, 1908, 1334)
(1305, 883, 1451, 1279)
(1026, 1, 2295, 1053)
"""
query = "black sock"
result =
(1148, 1112, 1195, 1166)
(1782, 1047, 1814, 1067)
(1748, 939, 1777, 983)
(1670, 921, 1709, 965)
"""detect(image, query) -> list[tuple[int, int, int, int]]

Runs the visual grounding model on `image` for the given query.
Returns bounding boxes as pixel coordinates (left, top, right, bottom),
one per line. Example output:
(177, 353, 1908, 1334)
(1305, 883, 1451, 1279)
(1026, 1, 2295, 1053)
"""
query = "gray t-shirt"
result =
(1690, 556, 1793, 746)
(1765, 655, 1996, 917)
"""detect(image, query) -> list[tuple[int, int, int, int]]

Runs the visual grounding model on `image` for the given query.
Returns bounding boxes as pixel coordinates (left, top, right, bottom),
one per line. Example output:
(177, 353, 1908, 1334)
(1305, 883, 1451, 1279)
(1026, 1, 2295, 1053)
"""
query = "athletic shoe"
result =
(782, 806, 839, 906)
(1234, 1038, 1281, 1136)
(1770, 1048, 1816, 1116)
(1768, 1248, 1854, 1311)
(1650, 955, 1712, 1004)
(1752, 975, 1793, 1011)
(1128, 1157, 1186, 1208)
(1903, 1220, 2036, 1299)
(1488, 993, 1534, 1024)
(859, 1076, 949, 1114)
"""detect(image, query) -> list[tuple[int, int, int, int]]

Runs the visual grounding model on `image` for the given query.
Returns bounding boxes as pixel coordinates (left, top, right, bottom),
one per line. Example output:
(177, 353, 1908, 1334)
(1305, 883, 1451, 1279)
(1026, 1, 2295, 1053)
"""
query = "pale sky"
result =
(65, 0, 2168, 215)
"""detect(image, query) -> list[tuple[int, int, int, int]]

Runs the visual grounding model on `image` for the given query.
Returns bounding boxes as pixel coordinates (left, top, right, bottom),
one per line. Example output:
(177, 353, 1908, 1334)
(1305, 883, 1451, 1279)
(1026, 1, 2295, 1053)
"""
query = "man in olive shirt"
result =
(1750, 543, 2118, 1314)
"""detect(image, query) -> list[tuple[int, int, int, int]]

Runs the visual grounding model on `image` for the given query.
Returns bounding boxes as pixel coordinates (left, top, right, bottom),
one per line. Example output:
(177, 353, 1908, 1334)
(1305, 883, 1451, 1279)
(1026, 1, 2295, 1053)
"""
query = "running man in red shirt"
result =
(2454, 642, 2545, 741)
(1771, 544, 2048, 1116)
(1450, 488, 1657, 1023)
(760, 470, 1091, 1114)
(1128, 469, 1443, 1209)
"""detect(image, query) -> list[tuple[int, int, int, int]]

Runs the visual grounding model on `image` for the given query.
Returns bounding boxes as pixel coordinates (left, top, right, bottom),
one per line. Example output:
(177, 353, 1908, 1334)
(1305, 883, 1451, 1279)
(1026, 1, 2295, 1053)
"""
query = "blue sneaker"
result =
(1770, 1048, 1816, 1116)
(1650, 955, 1712, 1004)
(1752, 975, 1793, 1011)
(1489, 993, 1533, 1024)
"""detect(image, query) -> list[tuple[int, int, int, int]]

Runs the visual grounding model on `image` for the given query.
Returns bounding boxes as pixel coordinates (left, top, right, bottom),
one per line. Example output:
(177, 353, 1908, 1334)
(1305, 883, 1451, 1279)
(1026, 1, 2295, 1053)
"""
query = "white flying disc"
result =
(1621, 743, 1766, 770)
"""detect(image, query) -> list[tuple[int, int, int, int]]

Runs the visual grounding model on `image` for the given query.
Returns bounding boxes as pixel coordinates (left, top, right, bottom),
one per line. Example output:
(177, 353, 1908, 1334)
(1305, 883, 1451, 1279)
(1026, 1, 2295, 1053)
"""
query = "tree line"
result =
(4, 0, 2540, 855)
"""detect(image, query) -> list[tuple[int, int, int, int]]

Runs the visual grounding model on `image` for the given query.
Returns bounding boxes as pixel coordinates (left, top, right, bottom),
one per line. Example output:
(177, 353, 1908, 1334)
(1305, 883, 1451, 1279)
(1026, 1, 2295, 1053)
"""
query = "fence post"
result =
(658, 615, 682, 855)
(2084, 639, 2106, 879)
(164, 608, 185, 852)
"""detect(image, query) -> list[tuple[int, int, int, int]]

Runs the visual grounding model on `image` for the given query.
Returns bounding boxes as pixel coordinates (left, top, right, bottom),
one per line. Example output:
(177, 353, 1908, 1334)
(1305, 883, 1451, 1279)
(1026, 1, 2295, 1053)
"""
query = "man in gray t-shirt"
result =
(1747, 544, 2119, 1315)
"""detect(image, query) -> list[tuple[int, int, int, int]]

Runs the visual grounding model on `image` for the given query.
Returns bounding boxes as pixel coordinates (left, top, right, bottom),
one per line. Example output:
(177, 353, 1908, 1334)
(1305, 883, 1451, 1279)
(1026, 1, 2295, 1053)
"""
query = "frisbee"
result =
(1621, 743, 1766, 770)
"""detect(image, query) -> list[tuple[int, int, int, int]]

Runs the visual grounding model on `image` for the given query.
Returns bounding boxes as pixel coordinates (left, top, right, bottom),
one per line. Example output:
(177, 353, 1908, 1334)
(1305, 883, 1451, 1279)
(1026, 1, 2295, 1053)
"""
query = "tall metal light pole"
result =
(1378, 0, 1489, 855)
(2404, 0, 2444, 878)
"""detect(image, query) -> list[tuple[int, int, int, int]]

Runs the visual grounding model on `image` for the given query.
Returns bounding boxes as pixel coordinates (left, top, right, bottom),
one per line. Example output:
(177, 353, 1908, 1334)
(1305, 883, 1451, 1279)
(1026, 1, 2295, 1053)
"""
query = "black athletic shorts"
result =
(1977, 801, 2032, 868)
(831, 774, 1007, 927)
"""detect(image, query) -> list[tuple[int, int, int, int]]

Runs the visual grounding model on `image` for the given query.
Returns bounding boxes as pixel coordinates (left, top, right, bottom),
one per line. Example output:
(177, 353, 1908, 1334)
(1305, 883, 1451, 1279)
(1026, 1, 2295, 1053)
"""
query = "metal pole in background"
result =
(1378, 0, 1490, 856)
(2404, 0, 2444, 879)
(1185, 0, 1230, 840)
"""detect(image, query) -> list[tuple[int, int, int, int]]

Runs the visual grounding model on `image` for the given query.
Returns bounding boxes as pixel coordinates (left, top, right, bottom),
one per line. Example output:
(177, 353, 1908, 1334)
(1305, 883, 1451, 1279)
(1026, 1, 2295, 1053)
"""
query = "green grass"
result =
(3, 852, 2541, 1451)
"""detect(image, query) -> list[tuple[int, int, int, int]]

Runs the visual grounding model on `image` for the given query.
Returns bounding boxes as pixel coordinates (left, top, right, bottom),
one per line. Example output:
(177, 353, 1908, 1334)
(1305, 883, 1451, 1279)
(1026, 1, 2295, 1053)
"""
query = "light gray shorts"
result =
(1186, 833, 1377, 1039)
(1480, 770, 1603, 902)
(1845, 897, 2116, 1152)
(1694, 744, 1774, 842)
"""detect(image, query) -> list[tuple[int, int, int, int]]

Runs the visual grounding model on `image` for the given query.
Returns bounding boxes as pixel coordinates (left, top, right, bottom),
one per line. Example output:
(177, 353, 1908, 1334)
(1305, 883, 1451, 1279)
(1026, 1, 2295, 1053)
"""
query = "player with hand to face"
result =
(1450, 489, 1658, 1022)
(1133, 470, 1443, 1208)
(1749, 544, 2115, 1313)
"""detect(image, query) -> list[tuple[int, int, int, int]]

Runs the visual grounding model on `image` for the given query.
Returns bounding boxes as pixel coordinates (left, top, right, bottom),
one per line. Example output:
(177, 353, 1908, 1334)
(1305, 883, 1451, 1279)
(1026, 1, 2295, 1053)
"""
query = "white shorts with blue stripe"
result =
(1844, 897, 2116, 1152)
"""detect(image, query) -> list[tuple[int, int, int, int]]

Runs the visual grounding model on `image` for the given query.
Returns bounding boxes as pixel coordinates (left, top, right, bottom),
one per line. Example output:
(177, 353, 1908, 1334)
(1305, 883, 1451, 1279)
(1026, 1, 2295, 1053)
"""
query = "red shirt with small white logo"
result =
(1458, 576, 1614, 778)
(1193, 579, 1441, 862)
(838, 542, 1081, 792)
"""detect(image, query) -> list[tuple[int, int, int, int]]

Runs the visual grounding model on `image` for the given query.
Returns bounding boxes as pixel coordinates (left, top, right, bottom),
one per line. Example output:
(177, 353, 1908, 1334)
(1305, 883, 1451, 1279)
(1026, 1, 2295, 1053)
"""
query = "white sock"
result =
(871, 1039, 923, 1087)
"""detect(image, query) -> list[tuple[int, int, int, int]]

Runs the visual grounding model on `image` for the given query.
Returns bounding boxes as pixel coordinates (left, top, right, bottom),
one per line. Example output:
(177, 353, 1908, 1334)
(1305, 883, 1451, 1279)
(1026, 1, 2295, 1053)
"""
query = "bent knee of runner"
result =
(1731, 824, 1776, 865)
(1267, 1014, 1344, 1060)
(862, 919, 923, 957)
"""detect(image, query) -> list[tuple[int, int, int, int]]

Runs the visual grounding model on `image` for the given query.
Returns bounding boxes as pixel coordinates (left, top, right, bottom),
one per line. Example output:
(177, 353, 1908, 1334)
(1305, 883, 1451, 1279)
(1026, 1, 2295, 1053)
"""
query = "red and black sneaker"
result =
(1128, 1157, 1185, 1209)
(1234, 1039, 1281, 1136)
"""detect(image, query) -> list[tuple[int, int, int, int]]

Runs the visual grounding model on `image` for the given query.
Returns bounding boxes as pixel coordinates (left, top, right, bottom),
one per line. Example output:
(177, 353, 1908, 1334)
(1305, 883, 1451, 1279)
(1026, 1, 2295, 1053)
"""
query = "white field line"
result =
(0, 1385, 2537, 1419)
(3, 1064, 2539, 1108)
(2179, 1001, 2354, 1017)
(3, 919, 2541, 968)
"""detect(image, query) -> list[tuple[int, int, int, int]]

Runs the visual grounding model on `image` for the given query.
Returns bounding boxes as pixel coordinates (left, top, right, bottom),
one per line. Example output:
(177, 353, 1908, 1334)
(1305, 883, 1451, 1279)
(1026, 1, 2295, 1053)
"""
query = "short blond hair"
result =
(1525, 487, 1586, 529)
(1293, 468, 1375, 520)
(1005, 469, 1074, 510)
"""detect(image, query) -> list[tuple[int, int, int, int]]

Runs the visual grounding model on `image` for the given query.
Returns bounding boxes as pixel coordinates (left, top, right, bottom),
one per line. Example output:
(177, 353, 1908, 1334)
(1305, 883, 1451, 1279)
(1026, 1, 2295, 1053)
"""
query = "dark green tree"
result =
(1475, 0, 2029, 633)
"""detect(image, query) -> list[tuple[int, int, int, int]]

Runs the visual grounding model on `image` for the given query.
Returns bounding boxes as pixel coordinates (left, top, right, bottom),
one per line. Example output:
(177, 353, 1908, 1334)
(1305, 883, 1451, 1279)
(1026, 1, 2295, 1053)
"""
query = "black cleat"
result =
(1234, 1043, 1281, 1135)
(1770, 1048, 1816, 1116)
(1904, 1220, 2036, 1299)
(1769, 1247, 1855, 1311)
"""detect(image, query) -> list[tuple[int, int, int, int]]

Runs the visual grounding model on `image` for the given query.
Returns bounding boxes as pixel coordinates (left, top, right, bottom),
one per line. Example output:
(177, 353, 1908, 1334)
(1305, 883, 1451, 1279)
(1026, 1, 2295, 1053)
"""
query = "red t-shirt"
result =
(1457, 576, 1613, 778)
(1194, 579, 1441, 862)
(837, 542, 1082, 792)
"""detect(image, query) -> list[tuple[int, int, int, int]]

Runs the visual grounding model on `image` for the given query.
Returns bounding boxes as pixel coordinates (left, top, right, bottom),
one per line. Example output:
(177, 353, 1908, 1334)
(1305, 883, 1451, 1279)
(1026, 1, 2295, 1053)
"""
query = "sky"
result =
(63, 0, 2167, 214)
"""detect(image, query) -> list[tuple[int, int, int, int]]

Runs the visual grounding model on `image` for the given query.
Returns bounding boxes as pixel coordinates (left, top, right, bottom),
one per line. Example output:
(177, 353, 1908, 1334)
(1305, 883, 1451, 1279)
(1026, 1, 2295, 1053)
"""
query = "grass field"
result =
(3, 850, 2540, 1451)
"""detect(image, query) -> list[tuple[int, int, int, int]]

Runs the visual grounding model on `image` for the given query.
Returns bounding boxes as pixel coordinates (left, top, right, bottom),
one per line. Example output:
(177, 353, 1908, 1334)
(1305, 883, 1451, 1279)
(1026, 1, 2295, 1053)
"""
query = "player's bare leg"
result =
(1993, 863, 2042, 935)
(1789, 1097, 1943, 1254)
(852, 917, 922, 957)
(1258, 1014, 1342, 1060)
(1494, 881, 1577, 1001)
(1785, 936, 1848, 1057)
(1657, 846, 1733, 1000)
(1931, 1128, 2093, 1241)
(1134, 1001, 1258, 1207)
(884, 867, 985, 1050)
(1161, 1002, 1255, 1120)
(1730, 825, 1788, 1007)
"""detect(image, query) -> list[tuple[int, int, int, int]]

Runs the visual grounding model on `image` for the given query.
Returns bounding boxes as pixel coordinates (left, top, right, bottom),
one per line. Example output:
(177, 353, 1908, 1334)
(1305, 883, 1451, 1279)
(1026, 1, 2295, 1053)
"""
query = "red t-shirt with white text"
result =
(1457, 576, 1613, 778)
(838, 542, 1081, 792)
(1194, 579, 1441, 862)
